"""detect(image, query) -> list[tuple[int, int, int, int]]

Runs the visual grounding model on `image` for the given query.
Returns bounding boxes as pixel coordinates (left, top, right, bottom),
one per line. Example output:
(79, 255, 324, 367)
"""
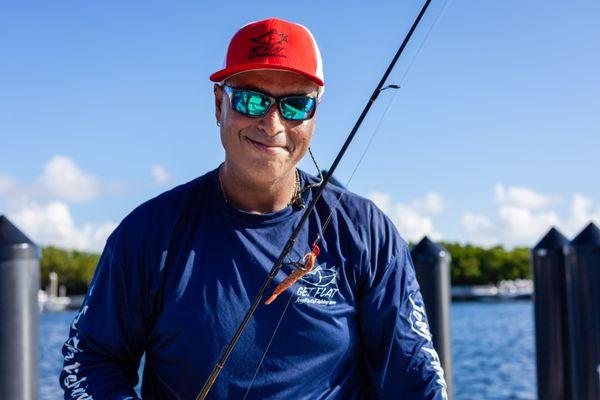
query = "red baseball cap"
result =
(210, 18, 324, 87)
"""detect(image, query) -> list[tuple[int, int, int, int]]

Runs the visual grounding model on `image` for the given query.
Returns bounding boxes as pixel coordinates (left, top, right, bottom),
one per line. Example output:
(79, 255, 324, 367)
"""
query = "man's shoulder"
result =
(301, 169, 371, 207)
(117, 169, 217, 236)
(300, 170, 408, 248)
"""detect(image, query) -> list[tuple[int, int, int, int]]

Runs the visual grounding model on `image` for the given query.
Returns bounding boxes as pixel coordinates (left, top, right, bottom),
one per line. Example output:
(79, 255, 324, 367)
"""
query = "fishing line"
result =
(241, 291, 295, 400)
(314, 0, 452, 247)
(313, 88, 400, 246)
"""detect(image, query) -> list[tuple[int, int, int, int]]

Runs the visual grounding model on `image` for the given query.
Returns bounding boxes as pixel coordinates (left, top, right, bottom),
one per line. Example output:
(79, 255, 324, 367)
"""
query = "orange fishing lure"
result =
(265, 244, 320, 305)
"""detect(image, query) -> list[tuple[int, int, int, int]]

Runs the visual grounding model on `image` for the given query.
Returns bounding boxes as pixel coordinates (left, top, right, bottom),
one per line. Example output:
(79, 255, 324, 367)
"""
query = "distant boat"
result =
(38, 271, 72, 312)
(451, 279, 533, 301)
(452, 285, 498, 301)
(38, 290, 71, 313)
(497, 279, 533, 300)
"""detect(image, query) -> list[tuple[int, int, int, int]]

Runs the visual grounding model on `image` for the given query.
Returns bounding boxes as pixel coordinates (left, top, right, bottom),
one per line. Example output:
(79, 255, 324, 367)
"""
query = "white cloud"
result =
(562, 193, 600, 236)
(461, 185, 599, 247)
(462, 212, 493, 231)
(410, 191, 444, 214)
(494, 183, 556, 210)
(369, 191, 443, 243)
(35, 155, 100, 203)
(151, 164, 171, 185)
(0, 173, 19, 197)
(496, 206, 560, 244)
(1, 156, 116, 252)
(462, 212, 496, 247)
(7, 200, 116, 253)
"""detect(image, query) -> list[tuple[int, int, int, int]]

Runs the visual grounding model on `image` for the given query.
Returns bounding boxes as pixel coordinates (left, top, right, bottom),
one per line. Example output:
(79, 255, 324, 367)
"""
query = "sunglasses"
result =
(222, 84, 317, 121)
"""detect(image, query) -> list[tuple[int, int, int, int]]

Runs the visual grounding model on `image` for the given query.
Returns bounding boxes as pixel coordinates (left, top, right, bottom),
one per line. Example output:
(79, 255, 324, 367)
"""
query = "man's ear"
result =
(214, 84, 223, 123)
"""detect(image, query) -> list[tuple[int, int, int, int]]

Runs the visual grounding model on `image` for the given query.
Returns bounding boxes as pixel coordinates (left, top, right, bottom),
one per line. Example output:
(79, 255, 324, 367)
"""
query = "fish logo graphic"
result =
(295, 264, 340, 306)
(300, 265, 338, 287)
(248, 29, 288, 59)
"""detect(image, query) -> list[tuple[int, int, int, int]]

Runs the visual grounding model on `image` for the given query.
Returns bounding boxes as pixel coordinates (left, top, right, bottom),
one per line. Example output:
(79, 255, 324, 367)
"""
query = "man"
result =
(60, 18, 447, 399)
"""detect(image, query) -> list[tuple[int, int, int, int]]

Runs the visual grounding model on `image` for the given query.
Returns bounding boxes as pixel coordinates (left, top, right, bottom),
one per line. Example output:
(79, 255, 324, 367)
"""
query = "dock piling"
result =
(411, 236, 453, 399)
(531, 227, 571, 400)
(0, 215, 40, 400)
(564, 222, 600, 400)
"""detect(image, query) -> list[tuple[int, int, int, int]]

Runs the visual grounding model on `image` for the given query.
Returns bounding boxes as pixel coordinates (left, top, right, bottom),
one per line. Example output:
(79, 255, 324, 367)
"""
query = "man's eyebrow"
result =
(235, 84, 269, 94)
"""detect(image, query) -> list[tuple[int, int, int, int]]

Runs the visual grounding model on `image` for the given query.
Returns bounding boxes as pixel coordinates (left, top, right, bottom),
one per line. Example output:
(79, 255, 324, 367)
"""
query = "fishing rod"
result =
(196, 1, 433, 398)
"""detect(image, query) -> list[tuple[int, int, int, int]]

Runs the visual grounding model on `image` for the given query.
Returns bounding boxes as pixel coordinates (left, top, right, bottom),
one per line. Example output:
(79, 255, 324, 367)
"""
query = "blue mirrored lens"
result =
(280, 97, 316, 120)
(232, 91, 271, 116)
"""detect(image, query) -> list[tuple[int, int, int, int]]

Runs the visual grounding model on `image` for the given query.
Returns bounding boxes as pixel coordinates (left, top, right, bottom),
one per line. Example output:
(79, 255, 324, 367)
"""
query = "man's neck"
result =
(219, 163, 297, 214)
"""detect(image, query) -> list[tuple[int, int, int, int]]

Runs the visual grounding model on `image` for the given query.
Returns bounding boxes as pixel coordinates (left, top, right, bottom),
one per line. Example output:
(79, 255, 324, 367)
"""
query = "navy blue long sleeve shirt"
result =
(60, 168, 448, 399)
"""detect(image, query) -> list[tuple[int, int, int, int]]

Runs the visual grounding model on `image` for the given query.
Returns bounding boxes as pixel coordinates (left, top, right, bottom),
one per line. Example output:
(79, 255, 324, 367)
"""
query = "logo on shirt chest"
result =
(294, 264, 340, 306)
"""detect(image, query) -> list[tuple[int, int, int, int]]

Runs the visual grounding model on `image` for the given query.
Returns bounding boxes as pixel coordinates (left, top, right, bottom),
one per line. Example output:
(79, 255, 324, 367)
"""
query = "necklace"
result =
(218, 167, 302, 209)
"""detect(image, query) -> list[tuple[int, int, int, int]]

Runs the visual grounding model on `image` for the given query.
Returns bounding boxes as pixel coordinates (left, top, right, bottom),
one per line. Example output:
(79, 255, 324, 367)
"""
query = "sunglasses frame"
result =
(221, 84, 318, 121)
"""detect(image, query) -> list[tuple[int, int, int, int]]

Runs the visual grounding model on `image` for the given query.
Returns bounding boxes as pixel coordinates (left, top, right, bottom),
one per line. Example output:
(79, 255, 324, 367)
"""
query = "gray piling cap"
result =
(0, 215, 40, 261)
(569, 222, 600, 248)
(411, 236, 449, 258)
(533, 227, 569, 252)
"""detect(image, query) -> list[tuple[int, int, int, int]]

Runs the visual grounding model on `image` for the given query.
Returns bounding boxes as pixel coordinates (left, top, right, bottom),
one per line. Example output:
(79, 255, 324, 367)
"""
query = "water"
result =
(42, 301, 536, 399)
(40, 312, 76, 400)
(451, 301, 536, 400)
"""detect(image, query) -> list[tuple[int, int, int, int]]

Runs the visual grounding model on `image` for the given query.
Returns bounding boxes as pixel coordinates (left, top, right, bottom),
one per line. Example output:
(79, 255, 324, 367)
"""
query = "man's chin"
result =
(239, 158, 292, 181)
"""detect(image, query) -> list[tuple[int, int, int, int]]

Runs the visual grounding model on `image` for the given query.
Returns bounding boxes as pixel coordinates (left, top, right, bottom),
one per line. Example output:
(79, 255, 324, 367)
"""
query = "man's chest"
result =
(143, 224, 362, 398)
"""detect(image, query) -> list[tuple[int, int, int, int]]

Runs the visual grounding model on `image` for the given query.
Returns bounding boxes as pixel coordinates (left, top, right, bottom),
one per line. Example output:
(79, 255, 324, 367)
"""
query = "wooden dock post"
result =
(532, 227, 571, 400)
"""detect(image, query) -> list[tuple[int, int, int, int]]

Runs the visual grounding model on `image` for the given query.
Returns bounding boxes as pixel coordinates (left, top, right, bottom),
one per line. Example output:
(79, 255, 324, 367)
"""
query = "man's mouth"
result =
(244, 136, 288, 154)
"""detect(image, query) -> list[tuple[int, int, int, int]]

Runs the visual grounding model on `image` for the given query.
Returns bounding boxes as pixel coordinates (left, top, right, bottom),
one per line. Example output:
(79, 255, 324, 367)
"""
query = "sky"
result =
(1, 0, 599, 252)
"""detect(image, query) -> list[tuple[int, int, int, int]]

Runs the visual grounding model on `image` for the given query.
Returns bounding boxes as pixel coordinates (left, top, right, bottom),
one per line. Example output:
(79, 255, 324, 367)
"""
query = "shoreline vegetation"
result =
(41, 243, 531, 295)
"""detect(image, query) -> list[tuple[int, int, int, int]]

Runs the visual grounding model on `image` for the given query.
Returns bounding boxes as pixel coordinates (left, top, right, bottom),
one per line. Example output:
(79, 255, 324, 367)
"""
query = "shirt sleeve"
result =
(59, 224, 148, 400)
(359, 245, 448, 400)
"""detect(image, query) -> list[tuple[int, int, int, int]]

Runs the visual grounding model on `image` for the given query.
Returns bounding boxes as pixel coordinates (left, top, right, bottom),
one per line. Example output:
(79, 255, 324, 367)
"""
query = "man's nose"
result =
(257, 104, 286, 136)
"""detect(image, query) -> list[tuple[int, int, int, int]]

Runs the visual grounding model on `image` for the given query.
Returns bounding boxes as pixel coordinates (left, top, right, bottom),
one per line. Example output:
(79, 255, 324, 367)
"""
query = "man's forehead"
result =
(225, 70, 319, 95)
